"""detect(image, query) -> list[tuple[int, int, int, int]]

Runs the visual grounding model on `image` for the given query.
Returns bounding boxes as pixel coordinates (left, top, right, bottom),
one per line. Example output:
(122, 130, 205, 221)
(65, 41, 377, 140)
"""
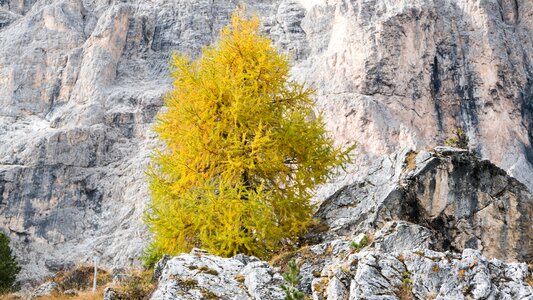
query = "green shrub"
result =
(445, 128, 469, 149)
(350, 235, 369, 252)
(0, 232, 21, 294)
(144, 13, 352, 264)
(281, 259, 305, 300)
(402, 271, 412, 287)
(397, 270, 414, 300)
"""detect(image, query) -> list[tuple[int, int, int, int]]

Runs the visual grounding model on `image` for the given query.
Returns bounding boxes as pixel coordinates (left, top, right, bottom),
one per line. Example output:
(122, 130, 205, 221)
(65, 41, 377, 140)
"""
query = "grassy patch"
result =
(51, 265, 112, 291)
(113, 269, 157, 299)
(350, 235, 369, 252)
(4, 266, 156, 300)
(396, 271, 414, 300)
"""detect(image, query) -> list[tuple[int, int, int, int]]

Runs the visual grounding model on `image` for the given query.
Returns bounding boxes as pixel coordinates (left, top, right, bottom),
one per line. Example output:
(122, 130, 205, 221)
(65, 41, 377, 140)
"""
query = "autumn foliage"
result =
(144, 14, 351, 264)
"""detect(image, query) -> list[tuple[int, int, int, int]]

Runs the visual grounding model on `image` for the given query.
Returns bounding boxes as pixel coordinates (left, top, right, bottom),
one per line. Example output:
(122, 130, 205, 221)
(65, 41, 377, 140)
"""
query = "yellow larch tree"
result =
(144, 13, 352, 265)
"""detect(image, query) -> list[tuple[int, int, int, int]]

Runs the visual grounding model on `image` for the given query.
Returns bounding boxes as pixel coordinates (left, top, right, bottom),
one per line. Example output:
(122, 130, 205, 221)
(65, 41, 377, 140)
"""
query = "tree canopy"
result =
(144, 13, 352, 264)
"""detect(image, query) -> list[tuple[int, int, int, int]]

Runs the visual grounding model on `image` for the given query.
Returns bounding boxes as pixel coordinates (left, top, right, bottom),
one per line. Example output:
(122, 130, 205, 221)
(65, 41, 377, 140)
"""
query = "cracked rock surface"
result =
(314, 147, 533, 263)
(309, 247, 532, 300)
(150, 233, 533, 300)
(1, 0, 533, 284)
(150, 250, 285, 300)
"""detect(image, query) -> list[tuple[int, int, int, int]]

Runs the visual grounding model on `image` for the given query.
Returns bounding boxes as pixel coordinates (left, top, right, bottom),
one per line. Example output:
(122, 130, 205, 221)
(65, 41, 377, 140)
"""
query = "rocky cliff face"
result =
(0, 0, 241, 281)
(289, 0, 533, 191)
(0, 0, 532, 284)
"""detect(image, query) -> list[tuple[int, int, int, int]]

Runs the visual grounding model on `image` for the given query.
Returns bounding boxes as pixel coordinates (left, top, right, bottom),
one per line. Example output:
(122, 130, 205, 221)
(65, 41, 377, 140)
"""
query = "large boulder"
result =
(30, 281, 60, 299)
(150, 249, 285, 300)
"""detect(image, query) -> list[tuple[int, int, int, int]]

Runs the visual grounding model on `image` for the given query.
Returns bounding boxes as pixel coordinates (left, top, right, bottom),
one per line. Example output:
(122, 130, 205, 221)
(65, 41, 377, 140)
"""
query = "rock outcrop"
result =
(292, 0, 533, 192)
(0, 0, 532, 284)
(29, 281, 60, 299)
(314, 147, 533, 263)
(147, 148, 533, 299)
(150, 238, 533, 299)
(309, 247, 532, 300)
(150, 249, 285, 300)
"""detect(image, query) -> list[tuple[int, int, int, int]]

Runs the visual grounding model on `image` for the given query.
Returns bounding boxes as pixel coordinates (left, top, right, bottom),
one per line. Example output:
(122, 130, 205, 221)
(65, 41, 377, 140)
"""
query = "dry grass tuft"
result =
(405, 151, 418, 171)
(112, 269, 156, 300)
(36, 286, 107, 300)
(270, 249, 299, 272)
(51, 265, 112, 291)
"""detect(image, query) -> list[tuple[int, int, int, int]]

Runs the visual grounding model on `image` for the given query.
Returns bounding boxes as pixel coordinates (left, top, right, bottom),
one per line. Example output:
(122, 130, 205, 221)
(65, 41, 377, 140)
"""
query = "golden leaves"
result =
(144, 13, 353, 264)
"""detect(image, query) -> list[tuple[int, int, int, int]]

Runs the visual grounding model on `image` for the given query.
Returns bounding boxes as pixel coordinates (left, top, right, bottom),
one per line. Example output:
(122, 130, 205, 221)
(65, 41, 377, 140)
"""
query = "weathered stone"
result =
(150, 250, 285, 300)
(373, 221, 435, 253)
(44, 259, 74, 272)
(63, 289, 78, 296)
(325, 276, 349, 300)
(239, 260, 286, 300)
(103, 287, 119, 300)
(314, 149, 533, 263)
(30, 281, 60, 298)
(152, 254, 170, 282)
(308, 246, 532, 300)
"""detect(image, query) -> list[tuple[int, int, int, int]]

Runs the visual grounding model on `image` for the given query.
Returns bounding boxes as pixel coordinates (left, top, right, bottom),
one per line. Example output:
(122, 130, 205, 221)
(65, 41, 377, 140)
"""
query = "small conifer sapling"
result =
(281, 259, 305, 300)
(0, 232, 21, 293)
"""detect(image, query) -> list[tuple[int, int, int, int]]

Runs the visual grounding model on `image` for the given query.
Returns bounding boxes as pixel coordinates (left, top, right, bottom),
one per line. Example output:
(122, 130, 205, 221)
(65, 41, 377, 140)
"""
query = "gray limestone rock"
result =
(30, 281, 60, 299)
(44, 259, 74, 273)
(152, 254, 170, 282)
(310, 247, 532, 300)
(313, 149, 533, 263)
(103, 287, 119, 300)
(63, 289, 78, 296)
(150, 250, 285, 300)
(373, 221, 435, 253)
(149, 244, 532, 300)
